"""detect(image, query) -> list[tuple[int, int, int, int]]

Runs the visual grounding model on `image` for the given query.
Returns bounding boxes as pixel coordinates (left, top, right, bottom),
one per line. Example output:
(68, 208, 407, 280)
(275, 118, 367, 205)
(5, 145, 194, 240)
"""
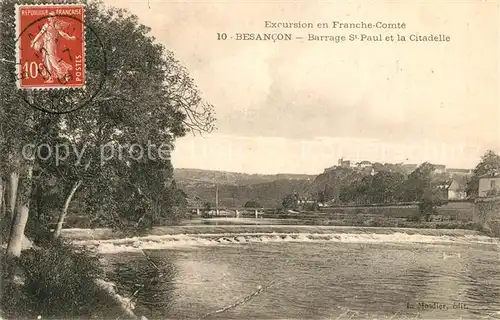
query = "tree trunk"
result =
(0, 177, 4, 216)
(1, 185, 5, 216)
(0, 177, 5, 244)
(7, 171, 19, 221)
(6, 165, 33, 258)
(1, 172, 19, 244)
(53, 180, 82, 239)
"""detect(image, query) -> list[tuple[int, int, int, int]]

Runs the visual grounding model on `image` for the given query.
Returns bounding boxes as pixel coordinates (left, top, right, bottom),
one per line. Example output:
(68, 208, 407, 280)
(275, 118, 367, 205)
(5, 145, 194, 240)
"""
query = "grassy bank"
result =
(0, 239, 137, 320)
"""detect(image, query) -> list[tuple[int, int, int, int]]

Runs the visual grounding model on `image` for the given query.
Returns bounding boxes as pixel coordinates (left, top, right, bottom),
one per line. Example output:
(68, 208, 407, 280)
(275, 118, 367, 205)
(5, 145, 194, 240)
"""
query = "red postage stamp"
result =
(16, 4, 85, 89)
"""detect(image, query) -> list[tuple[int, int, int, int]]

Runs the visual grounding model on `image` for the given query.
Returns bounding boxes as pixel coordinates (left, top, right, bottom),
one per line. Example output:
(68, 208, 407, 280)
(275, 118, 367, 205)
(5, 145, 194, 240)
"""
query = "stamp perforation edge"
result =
(15, 2, 87, 91)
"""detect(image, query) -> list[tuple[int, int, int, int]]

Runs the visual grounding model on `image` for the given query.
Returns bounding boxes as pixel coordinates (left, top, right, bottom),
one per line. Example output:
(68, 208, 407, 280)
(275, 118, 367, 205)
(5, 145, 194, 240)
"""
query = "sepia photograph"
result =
(0, 0, 499, 319)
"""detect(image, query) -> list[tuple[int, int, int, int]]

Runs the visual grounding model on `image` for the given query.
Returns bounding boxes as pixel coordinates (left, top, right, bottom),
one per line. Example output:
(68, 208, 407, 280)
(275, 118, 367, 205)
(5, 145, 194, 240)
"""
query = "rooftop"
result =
(479, 172, 500, 179)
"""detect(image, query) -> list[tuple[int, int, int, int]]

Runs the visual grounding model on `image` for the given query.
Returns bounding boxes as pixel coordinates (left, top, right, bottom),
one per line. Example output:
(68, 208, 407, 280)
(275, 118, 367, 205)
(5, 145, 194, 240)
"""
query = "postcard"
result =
(1, 0, 498, 319)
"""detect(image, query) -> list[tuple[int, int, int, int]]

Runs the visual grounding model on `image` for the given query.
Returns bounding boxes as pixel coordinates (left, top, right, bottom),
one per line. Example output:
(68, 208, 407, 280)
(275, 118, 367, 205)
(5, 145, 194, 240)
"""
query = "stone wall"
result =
(474, 196, 500, 236)
(436, 201, 475, 221)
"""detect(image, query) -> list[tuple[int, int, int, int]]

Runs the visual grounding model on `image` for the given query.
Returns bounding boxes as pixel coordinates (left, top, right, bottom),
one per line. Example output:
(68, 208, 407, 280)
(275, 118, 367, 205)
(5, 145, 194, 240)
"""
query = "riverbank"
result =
(0, 240, 144, 320)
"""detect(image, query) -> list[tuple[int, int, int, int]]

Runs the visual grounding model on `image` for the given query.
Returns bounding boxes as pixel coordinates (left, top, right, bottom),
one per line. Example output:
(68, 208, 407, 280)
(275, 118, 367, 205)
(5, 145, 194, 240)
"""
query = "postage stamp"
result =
(15, 3, 85, 90)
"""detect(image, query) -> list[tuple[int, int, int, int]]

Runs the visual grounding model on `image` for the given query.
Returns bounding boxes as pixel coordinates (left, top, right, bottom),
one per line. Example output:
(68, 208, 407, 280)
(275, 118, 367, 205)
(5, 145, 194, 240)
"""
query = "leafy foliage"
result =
(400, 163, 446, 220)
(312, 167, 365, 202)
(400, 162, 436, 202)
(1, 239, 105, 319)
(282, 193, 299, 210)
(331, 162, 447, 220)
(466, 150, 500, 198)
(339, 171, 406, 204)
(203, 201, 212, 211)
(1, 0, 214, 236)
(244, 200, 262, 208)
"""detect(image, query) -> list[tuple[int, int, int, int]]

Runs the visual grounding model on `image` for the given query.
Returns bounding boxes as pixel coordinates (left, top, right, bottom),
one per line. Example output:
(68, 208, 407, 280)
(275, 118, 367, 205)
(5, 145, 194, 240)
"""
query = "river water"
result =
(86, 226, 500, 320)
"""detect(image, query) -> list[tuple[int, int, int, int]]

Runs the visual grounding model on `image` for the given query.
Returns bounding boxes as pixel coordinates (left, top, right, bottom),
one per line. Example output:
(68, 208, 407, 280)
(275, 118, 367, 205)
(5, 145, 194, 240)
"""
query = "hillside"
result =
(173, 165, 471, 208)
(174, 168, 315, 185)
(174, 168, 315, 207)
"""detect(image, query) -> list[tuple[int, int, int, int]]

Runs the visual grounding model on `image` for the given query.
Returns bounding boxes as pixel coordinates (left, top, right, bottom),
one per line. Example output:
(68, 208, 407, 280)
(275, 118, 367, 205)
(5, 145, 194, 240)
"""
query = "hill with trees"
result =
(174, 168, 315, 186)
(174, 157, 482, 210)
(176, 175, 312, 208)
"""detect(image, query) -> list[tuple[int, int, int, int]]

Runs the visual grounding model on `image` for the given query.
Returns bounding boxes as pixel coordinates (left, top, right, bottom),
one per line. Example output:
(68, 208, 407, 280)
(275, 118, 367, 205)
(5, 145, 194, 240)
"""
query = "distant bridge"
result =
(186, 206, 276, 218)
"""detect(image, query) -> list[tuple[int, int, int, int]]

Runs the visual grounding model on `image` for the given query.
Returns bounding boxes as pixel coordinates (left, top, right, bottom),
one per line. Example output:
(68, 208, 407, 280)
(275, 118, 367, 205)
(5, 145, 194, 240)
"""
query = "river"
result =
(72, 225, 500, 319)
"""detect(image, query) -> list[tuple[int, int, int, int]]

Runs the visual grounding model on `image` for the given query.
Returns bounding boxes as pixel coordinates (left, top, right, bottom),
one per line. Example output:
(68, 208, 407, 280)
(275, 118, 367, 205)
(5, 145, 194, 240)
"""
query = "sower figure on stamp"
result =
(30, 12, 76, 84)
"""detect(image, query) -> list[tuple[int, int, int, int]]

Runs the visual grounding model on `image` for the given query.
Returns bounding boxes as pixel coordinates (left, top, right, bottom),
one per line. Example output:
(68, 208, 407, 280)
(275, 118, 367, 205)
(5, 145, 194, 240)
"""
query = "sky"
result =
(104, 0, 499, 174)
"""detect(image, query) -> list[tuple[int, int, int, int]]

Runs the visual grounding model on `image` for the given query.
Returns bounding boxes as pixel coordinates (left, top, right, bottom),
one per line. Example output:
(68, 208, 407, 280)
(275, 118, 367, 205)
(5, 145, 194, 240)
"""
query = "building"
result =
(372, 162, 386, 173)
(357, 160, 372, 168)
(447, 178, 467, 200)
(435, 180, 451, 200)
(297, 199, 316, 204)
(447, 168, 472, 176)
(434, 164, 446, 174)
(478, 173, 500, 197)
(338, 158, 351, 168)
(435, 177, 467, 200)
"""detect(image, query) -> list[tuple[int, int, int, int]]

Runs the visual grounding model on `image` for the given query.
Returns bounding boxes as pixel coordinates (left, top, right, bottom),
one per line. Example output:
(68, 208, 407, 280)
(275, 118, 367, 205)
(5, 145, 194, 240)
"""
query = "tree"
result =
(51, 1, 215, 234)
(203, 201, 212, 212)
(337, 171, 405, 205)
(316, 190, 326, 203)
(244, 200, 261, 208)
(281, 194, 298, 210)
(169, 182, 188, 208)
(339, 176, 371, 204)
(401, 162, 442, 220)
(0, 0, 216, 256)
(313, 167, 364, 203)
(0, 0, 41, 255)
(369, 171, 406, 203)
(401, 162, 435, 202)
(466, 150, 500, 198)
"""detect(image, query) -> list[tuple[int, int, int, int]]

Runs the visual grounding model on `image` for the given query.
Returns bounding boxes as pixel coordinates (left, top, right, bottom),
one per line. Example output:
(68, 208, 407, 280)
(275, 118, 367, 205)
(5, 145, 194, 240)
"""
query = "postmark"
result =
(16, 3, 86, 90)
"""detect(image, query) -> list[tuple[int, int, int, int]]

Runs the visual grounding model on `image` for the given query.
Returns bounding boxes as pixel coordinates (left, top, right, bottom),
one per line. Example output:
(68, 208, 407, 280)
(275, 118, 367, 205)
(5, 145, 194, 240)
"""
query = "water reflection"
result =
(107, 251, 177, 319)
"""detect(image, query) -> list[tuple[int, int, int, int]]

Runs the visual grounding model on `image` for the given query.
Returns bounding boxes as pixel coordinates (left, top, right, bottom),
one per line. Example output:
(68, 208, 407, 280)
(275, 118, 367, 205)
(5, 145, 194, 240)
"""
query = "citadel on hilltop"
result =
(323, 158, 473, 201)
(325, 158, 472, 177)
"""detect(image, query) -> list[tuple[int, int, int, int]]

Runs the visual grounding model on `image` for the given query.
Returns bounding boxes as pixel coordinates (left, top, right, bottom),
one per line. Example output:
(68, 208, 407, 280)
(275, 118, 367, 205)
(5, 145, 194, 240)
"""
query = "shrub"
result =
(244, 200, 262, 208)
(1, 238, 105, 319)
(0, 252, 31, 319)
(0, 217, 11, 244)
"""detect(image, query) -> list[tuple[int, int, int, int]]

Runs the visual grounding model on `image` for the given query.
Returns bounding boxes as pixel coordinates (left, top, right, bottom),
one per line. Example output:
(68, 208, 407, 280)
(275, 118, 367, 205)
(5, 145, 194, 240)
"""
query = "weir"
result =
(72, 230, 496, 254)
